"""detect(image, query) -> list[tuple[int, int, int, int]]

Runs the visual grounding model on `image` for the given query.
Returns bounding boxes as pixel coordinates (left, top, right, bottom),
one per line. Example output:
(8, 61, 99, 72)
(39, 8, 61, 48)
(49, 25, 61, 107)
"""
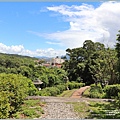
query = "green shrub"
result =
(0, 73, 36, 118)
(38, 88, 51, 96)
(67, 82, 85, 90)
(46, 87, 60, 96)
(39, 82, 85, 96)
(56, 84, 67, 93)
(0, 91, 10, 119)
(38, 84, 67, 96)
(104, 84, 120, 99)
(27, 80, 38, 96)
(89, 84, 104, 98)
(22, 109, 37, 118)
(39, 87, 60, 96)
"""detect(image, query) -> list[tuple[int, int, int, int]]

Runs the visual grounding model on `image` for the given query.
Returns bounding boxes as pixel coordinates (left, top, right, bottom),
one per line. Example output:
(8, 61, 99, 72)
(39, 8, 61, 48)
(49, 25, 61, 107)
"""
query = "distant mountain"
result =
(36, 56, 52, 59)
(0, 52, 37, 60)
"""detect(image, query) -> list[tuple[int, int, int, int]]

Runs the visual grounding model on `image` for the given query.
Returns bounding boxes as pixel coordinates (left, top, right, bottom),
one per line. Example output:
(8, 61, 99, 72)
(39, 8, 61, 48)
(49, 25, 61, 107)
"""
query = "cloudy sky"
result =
(0, 1, 120, 57)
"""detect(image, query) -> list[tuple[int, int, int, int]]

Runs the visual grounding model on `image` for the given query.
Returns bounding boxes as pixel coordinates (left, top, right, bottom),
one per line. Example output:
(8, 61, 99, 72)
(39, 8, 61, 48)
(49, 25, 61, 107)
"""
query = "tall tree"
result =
(115, 30, 120, 83)
(63, 40, 118, 85)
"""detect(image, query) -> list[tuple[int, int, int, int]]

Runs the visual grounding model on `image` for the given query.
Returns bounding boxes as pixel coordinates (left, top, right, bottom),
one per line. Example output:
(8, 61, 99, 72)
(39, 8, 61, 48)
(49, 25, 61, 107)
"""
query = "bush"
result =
(0, 73, 36, 118)
(104, 84, 120, 99)
(39, 87, 60, 96)
(27, 80, 38, 96)
(0, 91, 10, 119)
(38, 88, 51, 96)
(67, 82, 85, 90)
(56, 84, 67, 93)
(89, 84, 104, 98)
(22, 109, 37, 118)
(14, 99, 44, 119)
(39, 84, 67, 96)
(48, 87, 60, 96)
(39, 82, 85, 96)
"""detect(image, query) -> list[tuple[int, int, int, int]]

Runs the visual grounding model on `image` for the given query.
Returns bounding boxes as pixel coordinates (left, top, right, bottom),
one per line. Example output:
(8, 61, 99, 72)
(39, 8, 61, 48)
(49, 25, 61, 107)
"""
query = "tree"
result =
(115, 30, 120, 83)
(63, 47, 85, 82)
(63, 40, 118, 85)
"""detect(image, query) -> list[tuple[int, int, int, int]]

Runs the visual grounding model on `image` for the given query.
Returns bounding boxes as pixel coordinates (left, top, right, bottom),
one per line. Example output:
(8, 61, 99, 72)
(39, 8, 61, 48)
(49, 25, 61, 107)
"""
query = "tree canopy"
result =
(63, 40, 118, 85)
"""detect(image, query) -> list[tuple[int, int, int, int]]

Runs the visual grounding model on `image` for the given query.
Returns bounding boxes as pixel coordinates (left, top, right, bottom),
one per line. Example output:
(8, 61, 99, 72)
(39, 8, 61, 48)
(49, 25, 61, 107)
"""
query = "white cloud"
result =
(36, 48, 65, 57)
(46, 41, 62, 45)
(2, 2, 119, 57)
(0, 43, 65, 57)
(36, 1, 120, 48)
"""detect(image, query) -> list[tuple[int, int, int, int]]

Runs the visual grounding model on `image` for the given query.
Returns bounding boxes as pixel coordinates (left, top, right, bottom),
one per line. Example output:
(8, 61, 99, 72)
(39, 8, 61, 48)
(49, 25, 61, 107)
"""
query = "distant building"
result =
(50, 57, 64, 68)
(50, 57, 64, 65)
(35, 57, 65, 68)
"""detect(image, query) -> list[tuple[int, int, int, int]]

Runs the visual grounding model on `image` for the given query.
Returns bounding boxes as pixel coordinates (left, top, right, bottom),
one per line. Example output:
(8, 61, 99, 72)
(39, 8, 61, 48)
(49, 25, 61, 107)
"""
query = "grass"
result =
(82, 87, 90, 97)
(90, 101, 120, 119)
(69, 101, 90, 118)
(57, 89, 77, 97)
(12, 99, 45, 119)
(67, 100, 120, 119)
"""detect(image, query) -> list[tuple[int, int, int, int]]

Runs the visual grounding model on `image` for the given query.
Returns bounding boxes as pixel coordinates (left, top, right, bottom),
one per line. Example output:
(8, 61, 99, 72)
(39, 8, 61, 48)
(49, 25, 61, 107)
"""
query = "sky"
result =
(0, 1, 120, 57)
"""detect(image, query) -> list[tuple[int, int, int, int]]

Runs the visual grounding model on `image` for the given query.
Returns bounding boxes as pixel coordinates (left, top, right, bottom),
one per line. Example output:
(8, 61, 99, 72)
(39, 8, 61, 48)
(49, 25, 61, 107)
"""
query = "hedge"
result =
(104, 84, 120, 99)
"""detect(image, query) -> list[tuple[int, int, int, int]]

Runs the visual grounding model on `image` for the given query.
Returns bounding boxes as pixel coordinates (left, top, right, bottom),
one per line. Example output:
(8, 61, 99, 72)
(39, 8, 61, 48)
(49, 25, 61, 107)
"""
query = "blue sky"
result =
(0, 1, 120, 57)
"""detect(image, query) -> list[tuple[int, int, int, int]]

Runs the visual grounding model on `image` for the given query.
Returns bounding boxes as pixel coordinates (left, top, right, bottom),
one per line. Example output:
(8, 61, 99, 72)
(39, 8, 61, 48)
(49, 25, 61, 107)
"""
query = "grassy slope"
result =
(57, 89, 77, 97)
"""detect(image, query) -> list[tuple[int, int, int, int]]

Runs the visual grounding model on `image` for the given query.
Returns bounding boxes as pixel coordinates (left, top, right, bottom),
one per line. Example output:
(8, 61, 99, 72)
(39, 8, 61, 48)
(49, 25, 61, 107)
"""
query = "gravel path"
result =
(40, 86, 91, 119)
(26, 86, 114, 119)
(38, 85, 107, 119)
(41, 102, 79, 119)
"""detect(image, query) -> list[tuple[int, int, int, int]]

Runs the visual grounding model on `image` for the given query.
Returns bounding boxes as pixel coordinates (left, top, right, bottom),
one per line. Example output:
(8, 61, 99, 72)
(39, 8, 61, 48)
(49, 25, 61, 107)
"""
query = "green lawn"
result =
(57, 89, 77, 97)
(82, 87, 90, 97)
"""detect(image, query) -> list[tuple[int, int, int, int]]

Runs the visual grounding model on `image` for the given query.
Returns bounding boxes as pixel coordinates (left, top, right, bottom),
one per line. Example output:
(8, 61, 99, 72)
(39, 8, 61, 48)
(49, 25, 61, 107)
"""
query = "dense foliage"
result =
(63, 40, 118, 85)
(1, 30, 120, 118)
(0, 73, 37, 118)
(0, 53, 67, 88)
(38, 82, 85, 96)
(104, 84, 120, 99)
(116, 30, 120, 82)
(0, 53, 68, 118)
(89, 84, 104, 98)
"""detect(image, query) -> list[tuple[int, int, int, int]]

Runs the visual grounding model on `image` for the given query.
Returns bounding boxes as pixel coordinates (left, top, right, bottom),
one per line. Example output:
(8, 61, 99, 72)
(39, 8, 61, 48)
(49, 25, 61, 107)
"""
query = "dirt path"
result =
(26, 86, 114, 119)
(70, 86, 90, 98)
(26, 86, 112, 102)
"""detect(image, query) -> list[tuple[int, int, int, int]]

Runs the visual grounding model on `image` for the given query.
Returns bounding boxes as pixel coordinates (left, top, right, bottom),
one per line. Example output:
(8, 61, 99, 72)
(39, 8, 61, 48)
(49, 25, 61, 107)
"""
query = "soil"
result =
(70, 86, 90, 98)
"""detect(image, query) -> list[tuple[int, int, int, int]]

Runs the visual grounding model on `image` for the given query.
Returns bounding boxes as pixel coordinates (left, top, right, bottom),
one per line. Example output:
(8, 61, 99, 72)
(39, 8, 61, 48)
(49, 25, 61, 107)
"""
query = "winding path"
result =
(70, 86, 90, 98)
(26, 86, 113, 119)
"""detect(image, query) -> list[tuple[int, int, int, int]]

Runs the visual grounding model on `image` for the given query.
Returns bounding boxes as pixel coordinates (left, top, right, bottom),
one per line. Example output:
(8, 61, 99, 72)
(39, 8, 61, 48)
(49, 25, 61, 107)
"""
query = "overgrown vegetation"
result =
(12, 100, 45, 119)
(63, 40, 118, 85)
(0, 73, 37, 118)
(70, 100, 120, 119)
(89, 84, 104, 98)
(87, 83, 120, 99)
(38, 82, 85, 96)
(1, 30, 120, 118)
(87, 100, 120, 119)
